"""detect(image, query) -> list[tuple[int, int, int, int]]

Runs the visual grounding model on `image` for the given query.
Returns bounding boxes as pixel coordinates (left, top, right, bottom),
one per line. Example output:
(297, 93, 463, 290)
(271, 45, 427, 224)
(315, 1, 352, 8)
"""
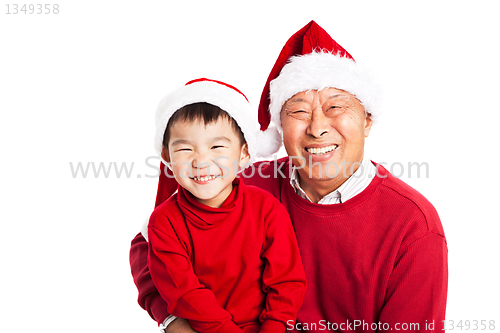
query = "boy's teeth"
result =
(306, 145, 338, 155)
(194, 175, 217, 181)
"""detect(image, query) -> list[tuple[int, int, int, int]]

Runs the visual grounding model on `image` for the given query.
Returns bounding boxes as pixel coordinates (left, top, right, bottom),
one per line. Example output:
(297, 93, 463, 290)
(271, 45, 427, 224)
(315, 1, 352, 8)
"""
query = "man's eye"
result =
(326, 106, 343, 114)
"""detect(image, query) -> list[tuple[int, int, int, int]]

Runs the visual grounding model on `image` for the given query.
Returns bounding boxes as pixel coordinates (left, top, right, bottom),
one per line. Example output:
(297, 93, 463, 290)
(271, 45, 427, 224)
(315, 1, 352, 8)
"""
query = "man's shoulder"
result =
(375, 163, 443, 236)
(245, 156, 291, 177)
(241, 156, 290, 195)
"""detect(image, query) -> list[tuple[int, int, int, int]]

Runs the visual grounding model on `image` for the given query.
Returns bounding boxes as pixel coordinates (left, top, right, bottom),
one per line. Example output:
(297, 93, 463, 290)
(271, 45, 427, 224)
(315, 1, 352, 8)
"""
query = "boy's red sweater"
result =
(131, 159, 447, 332)
(147, 178, 307, 333)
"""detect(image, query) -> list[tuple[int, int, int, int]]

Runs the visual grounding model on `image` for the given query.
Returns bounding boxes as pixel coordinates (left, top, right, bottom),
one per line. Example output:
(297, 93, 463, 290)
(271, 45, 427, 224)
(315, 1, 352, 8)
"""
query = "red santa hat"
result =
(258, 20, 382, 154)
(151, 21, 383, 209)
(154, 78, 279, 165)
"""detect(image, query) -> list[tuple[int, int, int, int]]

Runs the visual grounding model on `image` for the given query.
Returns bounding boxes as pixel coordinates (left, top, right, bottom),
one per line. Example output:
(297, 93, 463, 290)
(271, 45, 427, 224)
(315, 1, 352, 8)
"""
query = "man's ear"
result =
(364, 113, 373, 137)
(239, 143, 250, 168)
(161, 147, 171, 164)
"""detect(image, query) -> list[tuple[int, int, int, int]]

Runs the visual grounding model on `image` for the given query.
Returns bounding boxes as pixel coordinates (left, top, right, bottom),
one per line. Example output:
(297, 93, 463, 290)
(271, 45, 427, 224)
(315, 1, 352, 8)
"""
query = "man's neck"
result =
(296, 173, 347, 204)
(295, 160, 364, 204)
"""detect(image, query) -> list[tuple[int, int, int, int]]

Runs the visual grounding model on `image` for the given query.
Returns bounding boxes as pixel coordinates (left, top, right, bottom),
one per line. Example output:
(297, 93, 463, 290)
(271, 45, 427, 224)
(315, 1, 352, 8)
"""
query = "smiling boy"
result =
(161, 102, 247, 208)
(146, 78, 306, 333)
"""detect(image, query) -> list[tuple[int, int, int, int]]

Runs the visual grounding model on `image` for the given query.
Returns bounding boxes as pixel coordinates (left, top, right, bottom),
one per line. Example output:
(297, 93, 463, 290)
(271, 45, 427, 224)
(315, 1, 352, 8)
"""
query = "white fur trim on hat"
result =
(155, 80, 269, 165)
(255, 126, 281, 158)
(269, 51, 383, 133)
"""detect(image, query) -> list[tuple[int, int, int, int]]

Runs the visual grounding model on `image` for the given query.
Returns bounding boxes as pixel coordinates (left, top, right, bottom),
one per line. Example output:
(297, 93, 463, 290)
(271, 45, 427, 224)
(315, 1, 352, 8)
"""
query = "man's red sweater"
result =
(130, 159, 447, 332)
(147, 178, 306, 333)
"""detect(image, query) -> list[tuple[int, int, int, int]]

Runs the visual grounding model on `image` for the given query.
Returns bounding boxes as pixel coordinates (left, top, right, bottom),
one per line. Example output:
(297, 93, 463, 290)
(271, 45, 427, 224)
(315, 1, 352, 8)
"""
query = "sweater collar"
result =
(177, 177, 244, 228)
(289, 157, 376, 204)
(285, 160, 386, 214)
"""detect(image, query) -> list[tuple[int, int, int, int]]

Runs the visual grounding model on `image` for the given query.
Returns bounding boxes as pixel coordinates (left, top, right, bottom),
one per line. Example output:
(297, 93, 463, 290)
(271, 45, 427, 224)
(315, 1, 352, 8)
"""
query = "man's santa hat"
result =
(152, 21, 382, 208)
(257, 20, 383, 155)
(154, 78, 281, 165)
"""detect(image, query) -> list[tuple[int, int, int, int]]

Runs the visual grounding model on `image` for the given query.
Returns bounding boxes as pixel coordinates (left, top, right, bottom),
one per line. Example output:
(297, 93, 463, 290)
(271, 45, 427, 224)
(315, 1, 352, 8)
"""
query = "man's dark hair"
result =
(162, 102, 246, 148)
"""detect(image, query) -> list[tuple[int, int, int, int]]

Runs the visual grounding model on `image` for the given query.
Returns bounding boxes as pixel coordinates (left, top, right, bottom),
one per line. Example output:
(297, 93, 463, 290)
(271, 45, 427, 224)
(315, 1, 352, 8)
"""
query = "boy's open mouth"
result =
(191, 175, 220, 182)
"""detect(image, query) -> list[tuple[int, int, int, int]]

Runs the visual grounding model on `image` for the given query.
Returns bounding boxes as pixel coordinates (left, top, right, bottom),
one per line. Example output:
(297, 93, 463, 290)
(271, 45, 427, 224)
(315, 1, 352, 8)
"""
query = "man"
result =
(130, 21, 447, 332)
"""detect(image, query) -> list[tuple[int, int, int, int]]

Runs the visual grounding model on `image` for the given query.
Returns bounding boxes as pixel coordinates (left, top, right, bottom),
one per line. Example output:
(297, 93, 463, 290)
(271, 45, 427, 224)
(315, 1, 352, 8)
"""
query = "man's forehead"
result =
(286, 88, 354, 104)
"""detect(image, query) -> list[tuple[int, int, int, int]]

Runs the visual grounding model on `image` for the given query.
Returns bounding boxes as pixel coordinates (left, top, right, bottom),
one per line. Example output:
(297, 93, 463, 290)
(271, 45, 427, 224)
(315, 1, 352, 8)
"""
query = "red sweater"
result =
(147, 178, 307, 333)
(130, 159, 447, 332)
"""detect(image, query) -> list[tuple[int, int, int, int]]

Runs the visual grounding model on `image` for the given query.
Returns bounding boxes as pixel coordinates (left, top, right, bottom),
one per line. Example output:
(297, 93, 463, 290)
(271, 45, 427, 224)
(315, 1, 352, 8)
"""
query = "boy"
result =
(147, 78, 306, 333)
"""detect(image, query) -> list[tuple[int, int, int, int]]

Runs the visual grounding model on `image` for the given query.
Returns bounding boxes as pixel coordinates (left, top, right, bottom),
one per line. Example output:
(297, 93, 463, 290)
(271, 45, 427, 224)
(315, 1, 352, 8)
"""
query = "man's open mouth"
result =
(305, 145, 338, 155)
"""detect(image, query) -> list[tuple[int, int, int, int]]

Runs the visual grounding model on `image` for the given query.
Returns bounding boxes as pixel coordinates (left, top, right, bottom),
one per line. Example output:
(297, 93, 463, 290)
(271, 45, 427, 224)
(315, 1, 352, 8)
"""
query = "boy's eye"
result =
(177, 148, 192, 152)
(211, 145, 225, 149)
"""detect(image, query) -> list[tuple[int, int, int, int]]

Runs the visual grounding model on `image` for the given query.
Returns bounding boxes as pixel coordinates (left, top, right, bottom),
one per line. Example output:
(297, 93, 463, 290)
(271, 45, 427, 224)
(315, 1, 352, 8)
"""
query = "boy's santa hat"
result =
(257, 20, 383, 155)
(151, 21, 383, 209)
(154, 78, 281, 165)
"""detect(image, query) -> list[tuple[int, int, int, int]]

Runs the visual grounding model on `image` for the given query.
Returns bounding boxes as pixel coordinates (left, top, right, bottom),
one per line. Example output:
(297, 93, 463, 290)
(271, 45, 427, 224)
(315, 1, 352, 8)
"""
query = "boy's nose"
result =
(191, 153, 213, 169)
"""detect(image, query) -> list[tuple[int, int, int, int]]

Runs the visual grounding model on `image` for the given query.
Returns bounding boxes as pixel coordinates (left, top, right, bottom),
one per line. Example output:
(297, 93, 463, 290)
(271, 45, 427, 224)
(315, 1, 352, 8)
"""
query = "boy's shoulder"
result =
(243, 182, 277, 199)
(242, 183, 287, 213)
(149, 193, 182, 229)
(155, 192, 180, 213)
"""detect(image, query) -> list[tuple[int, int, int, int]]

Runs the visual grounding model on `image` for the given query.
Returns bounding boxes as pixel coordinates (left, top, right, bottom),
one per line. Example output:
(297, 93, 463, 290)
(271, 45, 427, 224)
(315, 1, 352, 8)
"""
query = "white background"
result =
(1, 0, 499, 332)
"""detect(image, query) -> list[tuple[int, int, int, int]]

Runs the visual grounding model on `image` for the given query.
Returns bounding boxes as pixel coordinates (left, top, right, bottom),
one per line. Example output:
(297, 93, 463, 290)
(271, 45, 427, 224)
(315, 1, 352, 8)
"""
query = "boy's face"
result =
(162, 118, 249, 208)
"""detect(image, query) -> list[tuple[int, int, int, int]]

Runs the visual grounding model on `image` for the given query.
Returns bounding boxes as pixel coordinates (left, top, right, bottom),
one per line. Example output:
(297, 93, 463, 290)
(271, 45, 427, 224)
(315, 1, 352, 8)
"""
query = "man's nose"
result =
(306, 108, 329, 138)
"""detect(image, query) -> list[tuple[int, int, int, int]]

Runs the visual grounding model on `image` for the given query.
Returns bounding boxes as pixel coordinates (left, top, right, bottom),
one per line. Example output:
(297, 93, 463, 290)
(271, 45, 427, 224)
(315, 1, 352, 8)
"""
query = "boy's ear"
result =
(239, 143, 250, 168)
(161, 147, 171, 164)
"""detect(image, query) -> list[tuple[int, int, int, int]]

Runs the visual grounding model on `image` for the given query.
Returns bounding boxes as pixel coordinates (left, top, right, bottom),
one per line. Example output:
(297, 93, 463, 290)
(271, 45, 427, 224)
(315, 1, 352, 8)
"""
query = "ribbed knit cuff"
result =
(259, 319, 286, 333)
(148, 295, 170, 326)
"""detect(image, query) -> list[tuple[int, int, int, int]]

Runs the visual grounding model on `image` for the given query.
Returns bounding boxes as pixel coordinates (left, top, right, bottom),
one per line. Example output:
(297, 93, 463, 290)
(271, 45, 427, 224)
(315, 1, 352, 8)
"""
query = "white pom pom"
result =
(254, 126, 282, 158)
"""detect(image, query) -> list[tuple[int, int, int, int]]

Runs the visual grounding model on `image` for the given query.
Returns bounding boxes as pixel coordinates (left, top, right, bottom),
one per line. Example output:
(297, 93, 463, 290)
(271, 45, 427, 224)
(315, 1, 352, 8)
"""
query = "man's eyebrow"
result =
(287, 98, 305, 104)
(326, 93, 349, 100)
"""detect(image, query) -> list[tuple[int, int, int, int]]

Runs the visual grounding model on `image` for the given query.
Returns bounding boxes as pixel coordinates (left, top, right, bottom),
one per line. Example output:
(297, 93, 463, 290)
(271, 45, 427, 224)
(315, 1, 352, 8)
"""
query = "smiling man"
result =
(280, 87, 372, 203)
(130, 21, 448, 333)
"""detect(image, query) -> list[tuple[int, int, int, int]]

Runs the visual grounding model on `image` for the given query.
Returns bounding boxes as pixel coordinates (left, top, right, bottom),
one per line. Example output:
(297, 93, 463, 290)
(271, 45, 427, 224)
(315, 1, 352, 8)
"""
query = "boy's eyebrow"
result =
(170, 136, 231, 146)
(170, 139, 193, 146)
(211, 136, 231, 143)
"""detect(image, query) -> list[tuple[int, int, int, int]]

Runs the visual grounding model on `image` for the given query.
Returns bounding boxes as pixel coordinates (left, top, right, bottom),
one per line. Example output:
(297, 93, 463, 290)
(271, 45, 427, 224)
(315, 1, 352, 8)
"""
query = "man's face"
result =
(281, 87, 373, 188)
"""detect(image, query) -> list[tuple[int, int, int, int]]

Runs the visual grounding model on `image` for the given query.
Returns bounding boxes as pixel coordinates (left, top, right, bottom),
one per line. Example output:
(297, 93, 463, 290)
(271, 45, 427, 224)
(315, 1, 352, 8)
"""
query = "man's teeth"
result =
(306, 145, 338, 155)
(193, 175, 218, 182)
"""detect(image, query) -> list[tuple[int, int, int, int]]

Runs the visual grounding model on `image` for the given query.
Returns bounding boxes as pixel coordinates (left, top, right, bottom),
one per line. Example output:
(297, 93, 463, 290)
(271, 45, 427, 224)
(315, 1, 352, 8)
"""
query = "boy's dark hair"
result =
(162, 102, 246, 148)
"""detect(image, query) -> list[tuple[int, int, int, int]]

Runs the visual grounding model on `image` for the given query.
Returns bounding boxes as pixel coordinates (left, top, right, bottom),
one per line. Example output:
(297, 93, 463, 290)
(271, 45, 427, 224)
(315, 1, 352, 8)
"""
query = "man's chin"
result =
(299, 160, 345, 180)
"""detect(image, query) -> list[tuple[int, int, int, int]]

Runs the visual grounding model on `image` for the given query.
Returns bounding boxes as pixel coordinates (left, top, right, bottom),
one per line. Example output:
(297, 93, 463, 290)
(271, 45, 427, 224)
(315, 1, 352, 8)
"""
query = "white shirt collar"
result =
(290, 158, 376, 204)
